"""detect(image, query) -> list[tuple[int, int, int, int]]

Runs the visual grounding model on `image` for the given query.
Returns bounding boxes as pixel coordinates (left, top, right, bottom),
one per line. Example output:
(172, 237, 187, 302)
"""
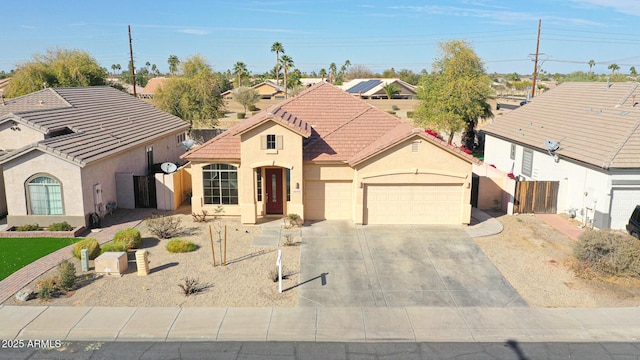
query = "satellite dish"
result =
(544, 139, 560, 152)
(182, 139, 195, 150)
(160, 162, 178, 174)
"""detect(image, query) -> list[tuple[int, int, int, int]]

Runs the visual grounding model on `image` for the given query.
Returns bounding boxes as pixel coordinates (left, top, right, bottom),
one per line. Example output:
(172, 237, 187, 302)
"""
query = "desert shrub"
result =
(178, 277, 211, 296)
(574, 229, 640, 276)
(386, 110, 396, 115)
(36, 277, 56, 300)
(237, 112, 245, 119)
(283, 234, 296, 246)
(391, 104, 400, 111)
(56, 260, 76, 291)
(406, 111, 415, 118)
(73, 238, 101, 260)
(114, 228, 142, 250)
(47, 222, 74, 231)
(146, 215, 184, 239)
(101, 242, 128, 253)
(166, 239, 198, 253)
(15, 224, 40, 231)
(268, 265, 292, 283)
(248, 104, 258, 111)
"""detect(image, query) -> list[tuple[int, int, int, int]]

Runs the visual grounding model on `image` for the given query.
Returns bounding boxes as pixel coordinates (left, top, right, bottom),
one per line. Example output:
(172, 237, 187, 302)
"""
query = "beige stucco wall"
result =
(0, 168, 6, 217)
(0, 121, 45, 152)
(303, 163, 354, 181)
(354, 136, 472, 224)
(4, 151, 84, 227)
(240, 121, 304, 223)
(80, 131, 186, 218)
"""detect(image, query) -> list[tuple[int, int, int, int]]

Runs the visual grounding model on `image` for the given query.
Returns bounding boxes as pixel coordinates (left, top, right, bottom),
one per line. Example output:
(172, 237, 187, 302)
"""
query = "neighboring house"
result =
(222, 80, 287, 100)
(482, 81, 640, 229)
(0, 86, 189, 228)
(340, 78, 417, 99)
(138, 77, 167, 99)
(182, 82, 476, 225)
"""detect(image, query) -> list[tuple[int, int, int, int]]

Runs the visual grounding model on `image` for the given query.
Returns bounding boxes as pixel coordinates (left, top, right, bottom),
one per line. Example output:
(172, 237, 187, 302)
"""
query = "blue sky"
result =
(2, 0, 640, 76)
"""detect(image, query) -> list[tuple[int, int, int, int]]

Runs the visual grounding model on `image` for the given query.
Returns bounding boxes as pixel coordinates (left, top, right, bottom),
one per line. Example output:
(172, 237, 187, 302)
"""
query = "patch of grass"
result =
(166, 239, 198, 253)
(0, 237, 79, 281)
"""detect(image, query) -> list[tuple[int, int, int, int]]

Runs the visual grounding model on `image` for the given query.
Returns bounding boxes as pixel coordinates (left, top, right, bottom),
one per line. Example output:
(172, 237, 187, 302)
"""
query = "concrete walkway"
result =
(1, 305, 639, 342)
(536, 213, 585, 241)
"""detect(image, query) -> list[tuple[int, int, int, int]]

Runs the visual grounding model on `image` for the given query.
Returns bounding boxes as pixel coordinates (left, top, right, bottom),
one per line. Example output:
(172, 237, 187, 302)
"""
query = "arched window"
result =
(202, 164, 238, 205)
(26, 175, 64, 215)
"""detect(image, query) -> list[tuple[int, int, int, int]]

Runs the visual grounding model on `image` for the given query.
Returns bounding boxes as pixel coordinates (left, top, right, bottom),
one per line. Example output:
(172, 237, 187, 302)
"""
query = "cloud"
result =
(569, 0, 640, 16)
(386, 5, 605, 27)
(179, 28, 209, 35)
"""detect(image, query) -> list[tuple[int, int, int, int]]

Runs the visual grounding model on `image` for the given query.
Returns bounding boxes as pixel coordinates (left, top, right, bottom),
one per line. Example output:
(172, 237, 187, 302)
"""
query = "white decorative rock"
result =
(15, 288, 35, 302)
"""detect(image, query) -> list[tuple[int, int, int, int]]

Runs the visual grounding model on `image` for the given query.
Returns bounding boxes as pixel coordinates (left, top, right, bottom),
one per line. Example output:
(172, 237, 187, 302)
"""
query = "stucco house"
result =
(0, 86, 189, 228)
(182, 82, 475, 225)
(340, 78, 417, 99)
(222, 80, 287, 100)
(482, 82, 640, 229)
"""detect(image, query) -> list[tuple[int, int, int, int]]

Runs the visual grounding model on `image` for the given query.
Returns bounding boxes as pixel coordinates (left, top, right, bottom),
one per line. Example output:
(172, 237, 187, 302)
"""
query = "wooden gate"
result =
(134, 175, 157, 208)
(514, 181, 559, 214)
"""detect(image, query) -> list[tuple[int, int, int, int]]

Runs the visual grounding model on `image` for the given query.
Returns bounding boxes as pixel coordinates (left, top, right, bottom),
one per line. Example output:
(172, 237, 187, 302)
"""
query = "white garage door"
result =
(305, 181, 353, 220)
(610, 189, 640, 229)
(365, 184, 463, 225)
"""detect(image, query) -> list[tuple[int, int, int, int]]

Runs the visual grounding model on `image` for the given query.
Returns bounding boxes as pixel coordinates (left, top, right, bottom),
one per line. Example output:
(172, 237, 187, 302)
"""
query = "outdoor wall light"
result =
(296, 182, 300, 189)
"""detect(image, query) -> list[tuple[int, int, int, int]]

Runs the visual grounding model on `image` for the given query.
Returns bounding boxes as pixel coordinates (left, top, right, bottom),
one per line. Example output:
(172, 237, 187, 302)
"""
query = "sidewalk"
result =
(1, 305, 638, 342)
(535, 213, 585, 241)
(0, 208, 156, 304)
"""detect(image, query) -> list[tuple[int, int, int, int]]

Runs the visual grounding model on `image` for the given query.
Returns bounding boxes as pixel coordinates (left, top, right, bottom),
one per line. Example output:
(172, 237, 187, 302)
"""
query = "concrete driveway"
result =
(297, 221, 526, 307)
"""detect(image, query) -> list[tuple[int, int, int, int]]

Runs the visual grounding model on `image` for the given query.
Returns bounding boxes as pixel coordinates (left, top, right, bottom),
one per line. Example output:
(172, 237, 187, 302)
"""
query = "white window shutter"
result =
(261, 135, 267, 150)
(277, 135, 284, 150)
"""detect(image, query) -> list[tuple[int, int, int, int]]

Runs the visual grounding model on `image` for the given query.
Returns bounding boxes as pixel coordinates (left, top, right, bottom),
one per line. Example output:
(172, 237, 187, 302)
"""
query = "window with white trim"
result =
(522, 148, 533, 177)
(26, 175, 63, 215)
(203, 164, 238, 205)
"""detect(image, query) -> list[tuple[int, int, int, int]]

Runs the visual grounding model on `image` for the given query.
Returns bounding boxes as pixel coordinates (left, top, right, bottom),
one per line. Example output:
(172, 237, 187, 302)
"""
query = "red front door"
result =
(265, 168, 283, 214)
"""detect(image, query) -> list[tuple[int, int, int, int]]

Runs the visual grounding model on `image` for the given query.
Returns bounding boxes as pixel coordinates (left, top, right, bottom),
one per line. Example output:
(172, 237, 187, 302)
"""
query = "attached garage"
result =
(305, 180, 353, 220)
(364, 184, 464, 225)
(609, 189, 640, 229)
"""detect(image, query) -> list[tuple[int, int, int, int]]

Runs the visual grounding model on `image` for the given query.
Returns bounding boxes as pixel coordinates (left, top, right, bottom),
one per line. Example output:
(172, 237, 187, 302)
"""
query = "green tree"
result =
(346, 64, 374, 80)
(382, 67, 397, 78)
(234, 86, 260, 114)
(154, 55, 224, 128)
(608, 63, 620, 75)
(280, 55, 294, 97)
(5, 48, 107, 98)
(111, 64, 117, 76)
(397, 69, 421, 85)
(319, 68, 327, 81)
(271, 42, 285, 85)
(588, 59, 595, 74)
(382, 83, 401, 100)
(167, 55, 180, 76)
(233, 61, 248, 88)
(414, 40, 493, 148)
(631, 66, 637, 77)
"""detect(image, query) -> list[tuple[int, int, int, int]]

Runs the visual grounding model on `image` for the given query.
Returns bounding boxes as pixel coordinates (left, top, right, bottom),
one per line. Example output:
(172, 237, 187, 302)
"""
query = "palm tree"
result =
(233, 61, 248, 88)
(608, 63, 620, 76)
(151, 64, 159, 76)
(631, 66, 637, 77)
(280, 55, 294, 97)
(588, 59, 595, 75)
(167, 55, 180, 76)
(115, 64, 121, 75)
(329, 62, 337, 83)
(382, 83, 401, 100)
(111, 64, 117, 76)
(319, 68, 327, 81)
(270, 42, 285, 85)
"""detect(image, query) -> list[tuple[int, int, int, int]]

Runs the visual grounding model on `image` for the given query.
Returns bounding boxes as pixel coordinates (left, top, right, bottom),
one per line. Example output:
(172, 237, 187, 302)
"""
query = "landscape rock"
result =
(15, 288, 35, 302)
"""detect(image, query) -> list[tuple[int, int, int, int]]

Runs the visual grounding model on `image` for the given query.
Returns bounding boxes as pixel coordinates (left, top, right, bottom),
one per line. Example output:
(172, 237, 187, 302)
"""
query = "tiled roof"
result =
(482, 82, 640, 169)
(340, 78, 417, 97)
(140, 77, 167, 95)
(183, 82, 472, 164)
(0, 86, 189, 166)
(0, 88, 70, 116)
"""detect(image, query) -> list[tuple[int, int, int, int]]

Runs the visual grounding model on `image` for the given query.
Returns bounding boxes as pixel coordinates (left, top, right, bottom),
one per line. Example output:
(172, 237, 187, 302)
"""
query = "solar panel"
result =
(347, 80, 382, 94)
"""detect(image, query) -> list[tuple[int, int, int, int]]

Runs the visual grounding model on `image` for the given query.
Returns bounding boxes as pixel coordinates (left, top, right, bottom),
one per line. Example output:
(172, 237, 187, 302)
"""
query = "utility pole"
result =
(128, 25, 137, 97)
(530, 19, 541, 99)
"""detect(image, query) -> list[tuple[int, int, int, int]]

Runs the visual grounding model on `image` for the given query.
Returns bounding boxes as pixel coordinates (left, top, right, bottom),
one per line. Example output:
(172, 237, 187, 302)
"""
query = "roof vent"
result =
(38, 100, 44, 105)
